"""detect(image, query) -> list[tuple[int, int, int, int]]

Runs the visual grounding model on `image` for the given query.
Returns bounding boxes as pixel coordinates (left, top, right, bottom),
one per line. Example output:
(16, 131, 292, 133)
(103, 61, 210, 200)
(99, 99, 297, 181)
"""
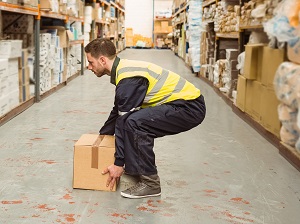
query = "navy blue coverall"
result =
(100, 57, 206, 176)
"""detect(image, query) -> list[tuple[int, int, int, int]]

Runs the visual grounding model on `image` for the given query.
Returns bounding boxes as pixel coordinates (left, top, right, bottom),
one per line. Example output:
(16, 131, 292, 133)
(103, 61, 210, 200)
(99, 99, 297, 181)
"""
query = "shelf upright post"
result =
(152, 0, 155, 46)
(81, 0, 85, 75)
(34, 0, 41, 102)
(91, 0, 96, 40)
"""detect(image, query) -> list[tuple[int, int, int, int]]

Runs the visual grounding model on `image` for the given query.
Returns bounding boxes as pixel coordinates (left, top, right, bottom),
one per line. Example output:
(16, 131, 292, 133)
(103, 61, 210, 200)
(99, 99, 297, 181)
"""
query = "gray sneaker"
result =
(121, 175, 161, 199)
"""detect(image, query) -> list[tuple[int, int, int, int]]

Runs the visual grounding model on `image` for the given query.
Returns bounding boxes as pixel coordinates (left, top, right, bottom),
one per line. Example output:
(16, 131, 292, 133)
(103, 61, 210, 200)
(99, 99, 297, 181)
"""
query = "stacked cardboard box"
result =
(0, 40, 22, 116)
(67, 44, 81, 79)
(154, 20, 172, 34)
(236, 44, 284, 137)
(125, 28, 133, 47)
(133, 35, 152, 48)
(18, 49, 30, 103)
(40, 0, 83, 17)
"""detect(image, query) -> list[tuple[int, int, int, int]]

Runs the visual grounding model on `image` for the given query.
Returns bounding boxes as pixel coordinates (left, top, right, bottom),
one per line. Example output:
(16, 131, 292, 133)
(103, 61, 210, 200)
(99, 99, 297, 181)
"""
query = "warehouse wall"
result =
(125, 0, 154, 38)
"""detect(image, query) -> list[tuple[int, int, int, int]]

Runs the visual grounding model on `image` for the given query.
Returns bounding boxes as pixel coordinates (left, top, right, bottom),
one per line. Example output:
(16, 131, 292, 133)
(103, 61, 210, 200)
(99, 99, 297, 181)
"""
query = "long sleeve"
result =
(99, 103, 118, 135)
(99, 77, 148, 136)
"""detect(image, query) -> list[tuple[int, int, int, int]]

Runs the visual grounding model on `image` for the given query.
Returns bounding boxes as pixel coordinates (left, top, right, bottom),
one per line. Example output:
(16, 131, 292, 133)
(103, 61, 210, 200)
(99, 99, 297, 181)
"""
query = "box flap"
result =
(100, 135, 115, 148)
(66, 30, 74, 41)
(75, 134, 100, 146)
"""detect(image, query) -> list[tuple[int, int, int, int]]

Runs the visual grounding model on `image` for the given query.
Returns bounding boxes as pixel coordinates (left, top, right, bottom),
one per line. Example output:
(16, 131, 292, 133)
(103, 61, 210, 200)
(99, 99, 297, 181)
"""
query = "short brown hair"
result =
(85, 38, 116, 59)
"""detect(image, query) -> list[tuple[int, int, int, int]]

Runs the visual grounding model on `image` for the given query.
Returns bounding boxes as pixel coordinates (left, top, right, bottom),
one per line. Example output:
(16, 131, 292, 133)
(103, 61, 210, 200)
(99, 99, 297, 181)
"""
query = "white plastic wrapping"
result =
(236, 52, 245, 75)
(263, 0, 300, 42)
(278, 103, 299, 135)
(273, 62, 300, 109)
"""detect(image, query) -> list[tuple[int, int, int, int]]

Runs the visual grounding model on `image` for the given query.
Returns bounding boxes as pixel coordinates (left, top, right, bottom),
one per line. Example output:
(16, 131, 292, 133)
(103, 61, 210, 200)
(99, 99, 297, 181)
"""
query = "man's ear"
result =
(99, 56, 106, 65)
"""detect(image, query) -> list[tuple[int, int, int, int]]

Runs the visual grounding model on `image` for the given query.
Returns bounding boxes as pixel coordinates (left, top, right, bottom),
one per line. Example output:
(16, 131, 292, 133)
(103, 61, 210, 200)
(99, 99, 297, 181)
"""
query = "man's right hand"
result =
(102, 164, 124, 190)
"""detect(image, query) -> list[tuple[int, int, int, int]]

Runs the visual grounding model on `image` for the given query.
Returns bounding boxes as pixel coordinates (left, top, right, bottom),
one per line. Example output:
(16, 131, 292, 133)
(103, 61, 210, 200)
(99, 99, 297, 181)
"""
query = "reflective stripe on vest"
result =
(116, 59, 201, 108)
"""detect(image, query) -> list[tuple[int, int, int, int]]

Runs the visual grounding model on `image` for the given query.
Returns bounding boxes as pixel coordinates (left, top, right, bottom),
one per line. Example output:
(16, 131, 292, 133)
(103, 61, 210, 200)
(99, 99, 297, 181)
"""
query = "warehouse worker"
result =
(85, 38, 206, 199)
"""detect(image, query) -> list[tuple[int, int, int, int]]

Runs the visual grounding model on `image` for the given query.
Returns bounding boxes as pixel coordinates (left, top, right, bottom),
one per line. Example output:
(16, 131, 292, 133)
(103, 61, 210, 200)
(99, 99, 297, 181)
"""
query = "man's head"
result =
(85, 38, 117, 77)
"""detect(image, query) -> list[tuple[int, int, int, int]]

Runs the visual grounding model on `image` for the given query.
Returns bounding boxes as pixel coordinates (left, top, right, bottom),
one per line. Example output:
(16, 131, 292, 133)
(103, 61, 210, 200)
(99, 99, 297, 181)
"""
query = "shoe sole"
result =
(121, 191, 161, 199)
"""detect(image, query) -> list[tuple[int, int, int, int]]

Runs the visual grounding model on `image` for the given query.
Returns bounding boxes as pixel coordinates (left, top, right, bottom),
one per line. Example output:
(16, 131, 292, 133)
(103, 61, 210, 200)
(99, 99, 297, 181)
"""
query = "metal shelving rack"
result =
(90, 0, 125, 52)
(0, 0, 86, 126)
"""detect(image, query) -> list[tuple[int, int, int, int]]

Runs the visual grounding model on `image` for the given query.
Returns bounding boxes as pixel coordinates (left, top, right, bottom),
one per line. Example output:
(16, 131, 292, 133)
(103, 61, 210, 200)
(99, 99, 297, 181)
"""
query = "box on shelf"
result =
(41, 26, 73, 48)
(7, 33, 34, 49)
(73, 134, 117, 191)
(161, 21, 169, 30)
(243, 44, 264, 80)
(260, 86, 280, 138)
(0, 40, 22, 58)
(0, 96, 9, 117)
(154, 22, 161, 33)
(245, 80, 262, 123)
(18, 49, 29, 69)
(236, 74, 246, 112)
(0, 59, 8, 79)
(261, 46, 285, 88)
(40, 0, 52, 11)
(19, 84, 30, 103)
(8, 89, 19, 110)
(18, 67, 30, 86)
(8, 58, 19, 75)
(226, 49, 239, 60)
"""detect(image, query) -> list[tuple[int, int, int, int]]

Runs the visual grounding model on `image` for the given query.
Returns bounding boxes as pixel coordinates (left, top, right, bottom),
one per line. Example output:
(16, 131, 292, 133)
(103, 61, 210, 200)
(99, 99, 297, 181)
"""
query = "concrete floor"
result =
(0, 49, 300, 224)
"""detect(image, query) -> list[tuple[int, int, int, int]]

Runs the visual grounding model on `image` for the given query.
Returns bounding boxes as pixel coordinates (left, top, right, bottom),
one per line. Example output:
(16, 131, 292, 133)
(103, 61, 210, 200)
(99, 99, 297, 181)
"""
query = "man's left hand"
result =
(102, 164, 124, 190)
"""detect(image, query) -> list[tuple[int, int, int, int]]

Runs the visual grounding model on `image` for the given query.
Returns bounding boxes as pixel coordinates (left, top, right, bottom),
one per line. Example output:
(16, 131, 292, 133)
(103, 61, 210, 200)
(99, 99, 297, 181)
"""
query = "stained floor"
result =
(0, 49, 300, 224)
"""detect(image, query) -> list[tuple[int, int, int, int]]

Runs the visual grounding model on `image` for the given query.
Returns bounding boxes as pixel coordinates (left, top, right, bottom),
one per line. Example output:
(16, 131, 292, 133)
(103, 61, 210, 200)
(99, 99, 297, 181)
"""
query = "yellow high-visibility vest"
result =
(116, 59, 201, 108)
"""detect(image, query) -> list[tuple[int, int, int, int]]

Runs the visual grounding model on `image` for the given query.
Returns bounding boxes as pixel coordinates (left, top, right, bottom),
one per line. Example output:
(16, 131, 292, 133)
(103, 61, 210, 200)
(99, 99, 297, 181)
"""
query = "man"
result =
(85, 38, 206, 199)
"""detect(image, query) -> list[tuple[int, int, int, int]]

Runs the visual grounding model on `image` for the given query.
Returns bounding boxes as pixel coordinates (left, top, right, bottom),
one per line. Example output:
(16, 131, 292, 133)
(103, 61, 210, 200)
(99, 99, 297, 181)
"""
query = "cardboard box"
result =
(126, 37, 133, 47)
(161, 21, 169, 31)
(126, 28, 133, 37)
(18, 66, 30, 85)
(0, 59, 8, 79)
(0, 96, 9, 117)
(236, 75, 247, 111)
(245, 80, 262, 123)
(243, 44, 264, 80)
(73, 134, 117, 191)
(19, 84, 30, 103)
(0, 40, 22, 58)
(261, 46, 285, 88)
(226, 49, 239, 60)
(260, 86, 280, 138)
(18, 49, 29, 69)
(8, 58, 19, 75)
(287, 39, 300, 64)
(41, 26, 73, 48)
(40, 0, 52, 10)
(9, 89, 19, 109)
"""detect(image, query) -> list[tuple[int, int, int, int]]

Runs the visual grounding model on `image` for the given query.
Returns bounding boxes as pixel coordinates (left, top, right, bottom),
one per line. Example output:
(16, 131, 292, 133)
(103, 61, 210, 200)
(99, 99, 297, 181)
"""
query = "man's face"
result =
(86, 53, 107, 77)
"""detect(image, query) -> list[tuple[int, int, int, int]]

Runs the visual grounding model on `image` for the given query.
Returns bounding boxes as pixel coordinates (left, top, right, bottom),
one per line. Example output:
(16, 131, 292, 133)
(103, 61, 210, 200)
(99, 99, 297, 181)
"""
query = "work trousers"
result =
(115, 95, 206, 176)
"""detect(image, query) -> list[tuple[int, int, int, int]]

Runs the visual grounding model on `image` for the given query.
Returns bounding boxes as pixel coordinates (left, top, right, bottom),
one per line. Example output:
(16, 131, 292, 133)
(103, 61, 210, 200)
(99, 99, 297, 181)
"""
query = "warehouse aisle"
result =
(0, 49, 300, 224)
